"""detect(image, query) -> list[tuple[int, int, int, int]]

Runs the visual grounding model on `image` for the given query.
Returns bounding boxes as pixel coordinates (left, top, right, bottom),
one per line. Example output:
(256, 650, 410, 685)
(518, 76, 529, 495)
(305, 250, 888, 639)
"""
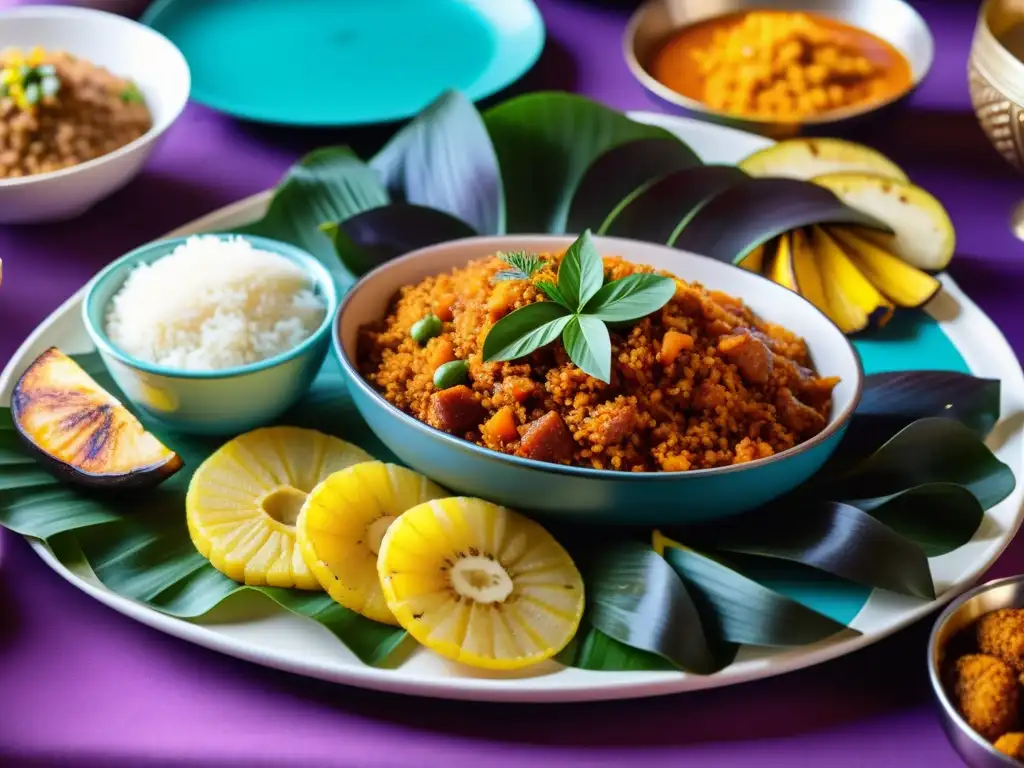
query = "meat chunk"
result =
(719, 331, 773, 385)
(427, 385, 486, 435)
(592, 401, 639, 445)
(774, 387, 826, 436)
(692, 380, 728, 411)
(516, 411, 575, 464)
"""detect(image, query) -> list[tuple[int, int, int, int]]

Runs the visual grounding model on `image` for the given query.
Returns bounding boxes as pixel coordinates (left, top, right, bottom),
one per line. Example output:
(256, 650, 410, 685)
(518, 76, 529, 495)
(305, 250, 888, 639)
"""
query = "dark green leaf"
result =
(570, 626, 677, 672)
(700, 501, 934, 599)
(584, 273, 676, 323)
(321, 203, 476, 277)
(370, 90, 504, 235)
(481, 302, 571, 362)
(602, 165, 748, 242)
(537, 280, 570, 308)
(853, 483, 984, 557)
(557, 230, 604, 311)
(661, 539, 854, 646)
(563, 314, 611, 383)
(236, 147, 389, 283)
(673, 177, 891, 263)
(585, 542, 720, 673)
(828, 417, 1016, 511)
(565, 138, 702, 235)
(483, 91, 684, 233)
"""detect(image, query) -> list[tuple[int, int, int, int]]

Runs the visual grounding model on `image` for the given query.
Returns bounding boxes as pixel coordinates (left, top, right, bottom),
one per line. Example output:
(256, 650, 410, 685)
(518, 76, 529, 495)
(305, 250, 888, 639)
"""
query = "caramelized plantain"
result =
(11, 347, 182, 489)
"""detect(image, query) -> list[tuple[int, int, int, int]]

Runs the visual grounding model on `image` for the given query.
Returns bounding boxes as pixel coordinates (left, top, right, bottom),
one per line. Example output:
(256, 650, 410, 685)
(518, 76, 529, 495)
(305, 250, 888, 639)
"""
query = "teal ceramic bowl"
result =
(334, 235, 863, 526)
(82, 234, 338, 436)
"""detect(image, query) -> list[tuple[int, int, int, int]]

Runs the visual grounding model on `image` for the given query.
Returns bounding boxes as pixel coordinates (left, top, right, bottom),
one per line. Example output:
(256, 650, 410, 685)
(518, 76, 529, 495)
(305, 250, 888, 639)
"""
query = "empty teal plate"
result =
(141, 0, 545, 126)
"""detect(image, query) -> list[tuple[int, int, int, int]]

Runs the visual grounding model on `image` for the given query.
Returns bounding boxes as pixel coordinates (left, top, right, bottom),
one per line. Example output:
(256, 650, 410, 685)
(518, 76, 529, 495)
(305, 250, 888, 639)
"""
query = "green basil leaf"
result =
(557, 230, 604, 311)
(370, 90, 504, 235)
(537, 280, 571, 308)
(853, 483, 984, 557)
(585, 541, 721, 673)
(482, 302, 571, 362)
(661, 542, 854, 647)
(563, 314, 611, 383)
(699, 500, 934, 599)
(584, 273, 676, 322)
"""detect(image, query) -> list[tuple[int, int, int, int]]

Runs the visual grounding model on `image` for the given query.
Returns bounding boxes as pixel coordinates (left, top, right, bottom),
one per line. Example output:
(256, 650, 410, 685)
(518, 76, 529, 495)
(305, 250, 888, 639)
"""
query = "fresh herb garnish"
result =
(482, 229, 676, 383)
(0, 49, 60, 112)
(493, 250, 544, 282)
(121, 82, 144, 104)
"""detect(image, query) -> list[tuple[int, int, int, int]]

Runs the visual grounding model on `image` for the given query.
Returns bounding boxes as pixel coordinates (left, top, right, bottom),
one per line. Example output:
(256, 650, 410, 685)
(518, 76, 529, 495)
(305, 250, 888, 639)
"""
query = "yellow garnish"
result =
(0, 47, 60, 114)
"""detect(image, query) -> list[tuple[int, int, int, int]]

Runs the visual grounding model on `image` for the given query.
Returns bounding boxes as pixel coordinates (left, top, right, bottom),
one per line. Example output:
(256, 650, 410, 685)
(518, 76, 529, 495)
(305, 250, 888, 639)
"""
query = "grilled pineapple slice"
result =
(186, 426, 372, 589)
(11, 347, 182, 489)
(296, 462, 448, 624)
(377, 497, 585, 670)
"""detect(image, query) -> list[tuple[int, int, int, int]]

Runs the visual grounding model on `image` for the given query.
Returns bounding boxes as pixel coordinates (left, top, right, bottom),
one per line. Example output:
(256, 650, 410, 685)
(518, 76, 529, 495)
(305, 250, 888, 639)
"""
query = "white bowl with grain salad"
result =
(0, 5, 190, 224)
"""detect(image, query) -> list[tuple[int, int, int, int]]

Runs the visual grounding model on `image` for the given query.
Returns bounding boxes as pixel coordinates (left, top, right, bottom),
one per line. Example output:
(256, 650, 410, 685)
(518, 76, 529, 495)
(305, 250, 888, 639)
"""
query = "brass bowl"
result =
(928, 575, 1024, 767)
(623, 0, 935, 138)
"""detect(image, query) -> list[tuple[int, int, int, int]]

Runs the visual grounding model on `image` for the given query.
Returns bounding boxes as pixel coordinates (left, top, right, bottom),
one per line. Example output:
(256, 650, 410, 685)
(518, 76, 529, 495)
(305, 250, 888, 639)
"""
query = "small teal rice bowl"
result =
(83, 233, 338, 436)
(334, 235, 862, 526)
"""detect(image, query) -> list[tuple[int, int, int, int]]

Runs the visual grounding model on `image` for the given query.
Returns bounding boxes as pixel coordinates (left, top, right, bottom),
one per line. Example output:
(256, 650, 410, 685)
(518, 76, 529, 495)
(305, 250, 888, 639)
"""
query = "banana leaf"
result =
(370, 90, 504, 236)
(565, 138, 702, 236)
(672, 177, 891, 263)
(483, 92, 689, 234)
(235, 147, 388, 283)
(0, 353, 409, 666)
(322, 204, 477, 277)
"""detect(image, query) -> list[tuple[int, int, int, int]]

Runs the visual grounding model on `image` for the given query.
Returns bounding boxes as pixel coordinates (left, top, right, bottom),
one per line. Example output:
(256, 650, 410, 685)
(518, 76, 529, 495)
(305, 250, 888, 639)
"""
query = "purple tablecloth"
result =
(1, 1, 1022, 765)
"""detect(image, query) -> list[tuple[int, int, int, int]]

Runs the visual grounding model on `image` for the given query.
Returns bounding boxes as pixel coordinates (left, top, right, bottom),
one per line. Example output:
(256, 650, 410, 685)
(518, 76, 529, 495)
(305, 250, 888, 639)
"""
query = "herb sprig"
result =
(482, 230, 676, 383)
(492, 250, 544, 282)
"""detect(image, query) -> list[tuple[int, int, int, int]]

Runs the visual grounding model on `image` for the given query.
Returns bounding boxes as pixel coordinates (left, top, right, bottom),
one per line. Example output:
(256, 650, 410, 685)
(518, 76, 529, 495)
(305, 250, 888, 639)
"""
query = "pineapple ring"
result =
(377, 497, 585, 670)
(296, 462, 448, 624)
(186, 426, 372, 589)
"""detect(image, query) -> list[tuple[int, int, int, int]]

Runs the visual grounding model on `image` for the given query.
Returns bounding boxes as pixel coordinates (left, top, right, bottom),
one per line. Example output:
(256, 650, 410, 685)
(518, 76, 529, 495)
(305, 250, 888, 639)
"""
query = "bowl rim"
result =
(332, 233, 864, 482)
(81, 233, 339, 381)
(621, 0, 935, 127)
(0, 4, 191, 190)
(927, 573, 1024, 767)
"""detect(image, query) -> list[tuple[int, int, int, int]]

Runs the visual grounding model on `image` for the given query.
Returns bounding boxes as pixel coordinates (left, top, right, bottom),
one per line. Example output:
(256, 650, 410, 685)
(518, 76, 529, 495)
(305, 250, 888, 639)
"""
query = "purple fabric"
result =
(0, 0, 1021, 765)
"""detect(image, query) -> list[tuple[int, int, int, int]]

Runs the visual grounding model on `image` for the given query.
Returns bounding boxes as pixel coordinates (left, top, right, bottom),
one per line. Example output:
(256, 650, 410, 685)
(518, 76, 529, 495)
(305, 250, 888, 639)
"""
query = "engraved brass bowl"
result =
(968, 0, 1024, 238)
(623, 0, 935, 138)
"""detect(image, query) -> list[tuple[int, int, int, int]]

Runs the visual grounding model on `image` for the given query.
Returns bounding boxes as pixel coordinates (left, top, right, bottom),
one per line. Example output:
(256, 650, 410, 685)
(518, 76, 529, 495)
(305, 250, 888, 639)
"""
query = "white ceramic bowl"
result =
(0, 5, 190, 224)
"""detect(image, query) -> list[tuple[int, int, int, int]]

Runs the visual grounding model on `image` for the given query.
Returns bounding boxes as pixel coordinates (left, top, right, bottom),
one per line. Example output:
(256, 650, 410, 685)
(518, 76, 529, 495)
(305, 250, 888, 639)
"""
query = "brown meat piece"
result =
(597, 404, 639, 445)
(427, 385, 486, 435)
(775, 387, 826, 436)
(719, 331, 773, 385)
(516, 411, 575, 464)
(692, 380, 728, 411)
(949, 654, 1020, 741)
(977, 609, 1024, 673)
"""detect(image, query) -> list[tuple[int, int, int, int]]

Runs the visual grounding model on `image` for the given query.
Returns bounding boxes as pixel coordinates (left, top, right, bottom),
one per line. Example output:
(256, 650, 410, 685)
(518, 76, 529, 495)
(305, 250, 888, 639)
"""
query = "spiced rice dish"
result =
(357, 249, 839, 473)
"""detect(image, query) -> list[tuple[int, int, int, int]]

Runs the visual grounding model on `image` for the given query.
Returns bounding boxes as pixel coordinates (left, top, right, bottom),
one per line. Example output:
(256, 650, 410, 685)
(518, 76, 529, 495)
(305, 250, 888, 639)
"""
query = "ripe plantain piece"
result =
(812, 172, 955, 271)
(766, 233, 797, 291)
(809, 226, 894, 334)
(789, 228, 828, 314)
(738, 138, 908, 182)
(827, 226, 942, 308)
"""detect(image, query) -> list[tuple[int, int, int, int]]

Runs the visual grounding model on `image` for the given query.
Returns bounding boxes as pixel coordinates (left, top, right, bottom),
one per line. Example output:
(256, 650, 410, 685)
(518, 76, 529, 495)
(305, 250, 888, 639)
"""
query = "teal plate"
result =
(141, 0, 545, 126)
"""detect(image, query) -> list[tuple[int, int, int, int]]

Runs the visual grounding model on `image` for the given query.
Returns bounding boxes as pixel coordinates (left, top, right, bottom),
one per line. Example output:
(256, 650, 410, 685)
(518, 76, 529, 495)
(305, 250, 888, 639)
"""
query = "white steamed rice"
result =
(104, 235, 327, 371)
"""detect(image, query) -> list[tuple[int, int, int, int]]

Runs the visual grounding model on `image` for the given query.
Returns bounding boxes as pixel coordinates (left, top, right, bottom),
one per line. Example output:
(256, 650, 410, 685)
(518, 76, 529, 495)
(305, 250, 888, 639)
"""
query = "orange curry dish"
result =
(650, 10, 913, 121)
(357, 250, 839, 473)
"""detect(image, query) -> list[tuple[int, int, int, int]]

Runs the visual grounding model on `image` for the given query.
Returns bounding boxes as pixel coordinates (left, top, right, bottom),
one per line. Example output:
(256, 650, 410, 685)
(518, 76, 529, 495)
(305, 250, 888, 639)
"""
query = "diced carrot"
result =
(434, 294, 456, 322)
(658, 330, 694, 365)
(486, 282, 518, 320)
(503, 376, 535, 403)
(482, 406, 519, 444)
(429, 338, 455, 369)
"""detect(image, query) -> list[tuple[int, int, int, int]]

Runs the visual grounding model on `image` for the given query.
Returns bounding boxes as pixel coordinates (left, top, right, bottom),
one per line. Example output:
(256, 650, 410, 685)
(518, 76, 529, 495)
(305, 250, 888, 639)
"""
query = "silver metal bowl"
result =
(623, 0, 935, 137)
(928, 575, 1024, 767)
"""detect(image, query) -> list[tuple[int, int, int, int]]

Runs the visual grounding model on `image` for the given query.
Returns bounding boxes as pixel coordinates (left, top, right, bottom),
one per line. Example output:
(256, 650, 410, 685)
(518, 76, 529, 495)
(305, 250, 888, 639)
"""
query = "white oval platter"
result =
(2, 113, 1022, 703)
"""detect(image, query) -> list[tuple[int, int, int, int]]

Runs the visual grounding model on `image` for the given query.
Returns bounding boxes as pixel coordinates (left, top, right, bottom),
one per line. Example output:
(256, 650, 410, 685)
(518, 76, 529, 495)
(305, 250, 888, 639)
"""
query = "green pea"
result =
(433, 360, 469, 390)
(411, 313, 442, 345)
